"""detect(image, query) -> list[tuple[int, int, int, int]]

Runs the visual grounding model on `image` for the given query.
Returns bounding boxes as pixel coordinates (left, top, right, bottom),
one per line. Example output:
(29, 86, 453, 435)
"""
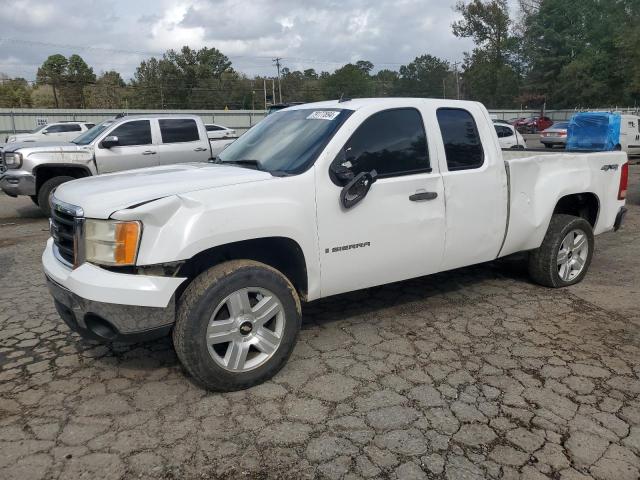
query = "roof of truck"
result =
(286, 97, 483, 111)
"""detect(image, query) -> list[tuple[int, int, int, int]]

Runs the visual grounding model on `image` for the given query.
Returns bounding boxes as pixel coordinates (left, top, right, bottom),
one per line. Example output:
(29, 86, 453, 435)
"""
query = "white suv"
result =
(5, 121, 95, 144)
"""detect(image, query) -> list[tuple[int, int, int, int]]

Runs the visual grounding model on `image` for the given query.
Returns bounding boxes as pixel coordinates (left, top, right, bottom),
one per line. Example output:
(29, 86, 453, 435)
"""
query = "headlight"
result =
(84, 219, 142, 266)
(4, 152, 22, 168)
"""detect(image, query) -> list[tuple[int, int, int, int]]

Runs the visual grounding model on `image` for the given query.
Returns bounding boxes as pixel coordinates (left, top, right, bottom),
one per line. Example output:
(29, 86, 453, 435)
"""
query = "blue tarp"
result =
(566, 112, 621, 151)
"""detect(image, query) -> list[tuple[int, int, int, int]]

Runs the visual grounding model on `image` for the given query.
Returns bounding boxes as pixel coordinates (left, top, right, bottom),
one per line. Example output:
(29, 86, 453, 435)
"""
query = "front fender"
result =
(111, 172, 321, 299)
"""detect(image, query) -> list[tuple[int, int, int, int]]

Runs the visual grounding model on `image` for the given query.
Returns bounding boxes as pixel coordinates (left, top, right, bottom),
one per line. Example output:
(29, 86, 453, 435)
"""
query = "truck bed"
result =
(499, 150, 627, 257)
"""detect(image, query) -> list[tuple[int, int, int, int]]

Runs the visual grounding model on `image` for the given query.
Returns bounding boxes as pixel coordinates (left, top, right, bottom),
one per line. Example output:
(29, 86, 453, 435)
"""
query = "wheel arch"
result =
(552, 192, 600, 228)
(175, 236, 309, 302)
(33, 164, 92, 194)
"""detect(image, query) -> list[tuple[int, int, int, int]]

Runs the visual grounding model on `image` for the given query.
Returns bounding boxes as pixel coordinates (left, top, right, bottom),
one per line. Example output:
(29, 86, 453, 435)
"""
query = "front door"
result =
(315, 107, 446, 298)
(95, 119, 159, 173)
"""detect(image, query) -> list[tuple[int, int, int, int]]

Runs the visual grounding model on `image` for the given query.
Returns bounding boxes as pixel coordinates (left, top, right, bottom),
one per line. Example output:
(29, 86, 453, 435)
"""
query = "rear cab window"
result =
(159, 118, 200, 143)
(332, 108, 430, 180)
(436, 108, 484, 171)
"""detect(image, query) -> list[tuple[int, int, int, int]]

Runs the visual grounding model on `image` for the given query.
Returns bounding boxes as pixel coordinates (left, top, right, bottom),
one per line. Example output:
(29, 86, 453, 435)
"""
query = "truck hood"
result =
(3, 141, 78, 153)
(54, 163, 275, 218)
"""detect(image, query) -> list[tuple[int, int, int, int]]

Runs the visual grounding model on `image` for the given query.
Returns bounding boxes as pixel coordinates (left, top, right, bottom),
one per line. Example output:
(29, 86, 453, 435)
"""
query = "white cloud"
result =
(0, 0, 474, 81)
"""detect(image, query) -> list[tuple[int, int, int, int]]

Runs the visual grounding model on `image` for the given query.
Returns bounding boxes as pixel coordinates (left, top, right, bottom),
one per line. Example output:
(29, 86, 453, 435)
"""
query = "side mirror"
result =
(42, 130, 49, 135)
(100, 135, 119, 148)
(340, 170, 377, 209)
(330, 149, 355, 185)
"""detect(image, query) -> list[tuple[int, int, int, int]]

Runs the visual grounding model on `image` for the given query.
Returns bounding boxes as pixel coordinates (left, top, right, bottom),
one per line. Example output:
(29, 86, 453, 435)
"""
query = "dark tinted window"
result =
(47, 124, 81, 133)
(159, 119, 200, 143)
(495, 125, 513, 138)
(338, 108, 429, 178)
(436, 108, 484, 171)
(206, 125, 224, 131)
(109, 120, 152, 146)
(84, 123, 95, 129)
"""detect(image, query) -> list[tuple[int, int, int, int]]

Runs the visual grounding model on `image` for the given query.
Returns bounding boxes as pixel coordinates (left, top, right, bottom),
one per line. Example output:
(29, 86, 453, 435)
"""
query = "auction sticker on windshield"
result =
(307, 111, 340, 120)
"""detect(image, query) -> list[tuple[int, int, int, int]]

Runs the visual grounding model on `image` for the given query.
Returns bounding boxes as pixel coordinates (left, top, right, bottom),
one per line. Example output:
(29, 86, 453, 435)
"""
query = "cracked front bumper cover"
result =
(46, 274, 174, 343)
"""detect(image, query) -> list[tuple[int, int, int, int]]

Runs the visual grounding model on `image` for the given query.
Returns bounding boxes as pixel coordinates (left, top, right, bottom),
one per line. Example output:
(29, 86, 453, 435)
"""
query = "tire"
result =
(173, 259, 302, 391)
(29, 195, 39, 206)
(528, 214, 594, 288)
(544, 144, 553, 149)
(37, 176, 75, 216)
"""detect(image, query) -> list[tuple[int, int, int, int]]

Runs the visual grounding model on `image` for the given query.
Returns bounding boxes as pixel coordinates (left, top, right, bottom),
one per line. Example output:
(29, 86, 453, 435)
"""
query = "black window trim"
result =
(100, 119, 154, 148)
(329, 107, 432, 186)
(436, 107, 485, 172)
(159, 118, 202, 144)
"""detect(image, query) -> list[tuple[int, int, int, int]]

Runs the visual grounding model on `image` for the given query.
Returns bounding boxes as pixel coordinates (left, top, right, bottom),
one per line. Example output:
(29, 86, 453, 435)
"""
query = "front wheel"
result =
(173, 260, 302, 391)
(528, 214, 594, 288)
(37, 176, 75, 216)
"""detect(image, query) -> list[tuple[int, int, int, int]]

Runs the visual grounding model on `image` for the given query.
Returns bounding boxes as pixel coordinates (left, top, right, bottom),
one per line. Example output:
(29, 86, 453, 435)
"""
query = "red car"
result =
(514, 116, 553, 133)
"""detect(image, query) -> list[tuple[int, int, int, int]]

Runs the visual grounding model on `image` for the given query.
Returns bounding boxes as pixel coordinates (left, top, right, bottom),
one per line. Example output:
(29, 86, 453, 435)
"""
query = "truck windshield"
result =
(216, 108, 353, 174)
(72, 120, 115, 145)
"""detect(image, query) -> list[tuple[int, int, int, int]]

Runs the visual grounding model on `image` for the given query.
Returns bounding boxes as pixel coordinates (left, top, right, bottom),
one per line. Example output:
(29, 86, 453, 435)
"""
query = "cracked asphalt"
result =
(1, 165, 639, 480)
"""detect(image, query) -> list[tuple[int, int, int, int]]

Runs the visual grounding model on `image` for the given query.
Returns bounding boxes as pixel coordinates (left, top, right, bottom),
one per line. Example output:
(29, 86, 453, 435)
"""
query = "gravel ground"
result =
(0, 165, 639, 480)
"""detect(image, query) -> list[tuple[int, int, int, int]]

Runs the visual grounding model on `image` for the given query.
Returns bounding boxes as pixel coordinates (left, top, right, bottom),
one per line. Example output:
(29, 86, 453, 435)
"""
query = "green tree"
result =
(521, 0, 634, 107)
(36, 54, 68, 108)
(86, 71, 126, 108)
(64, 54, 96, 107)
(395, 55, 452, 98)
(0, 75, 32, 107)
(452, 0, 520, 106)
(323, 62, 375, 99)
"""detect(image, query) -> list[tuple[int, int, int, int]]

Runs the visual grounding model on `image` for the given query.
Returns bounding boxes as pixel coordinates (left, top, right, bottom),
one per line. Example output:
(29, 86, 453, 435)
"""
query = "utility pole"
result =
(263, 79, 267, 109)
(453, 61, 461, 100)
(272, 79, 276, 106)
(272, 57, 283, 103)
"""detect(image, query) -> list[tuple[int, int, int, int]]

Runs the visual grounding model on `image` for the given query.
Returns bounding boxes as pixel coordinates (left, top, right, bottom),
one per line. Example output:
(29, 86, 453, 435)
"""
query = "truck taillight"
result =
(618, 162, 628, 200)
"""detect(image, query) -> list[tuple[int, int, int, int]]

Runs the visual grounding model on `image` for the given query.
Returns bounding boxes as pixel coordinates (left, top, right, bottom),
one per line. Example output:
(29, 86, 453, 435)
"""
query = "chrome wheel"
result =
(557, 229, 589, 282)
(206, 287, 284, 372)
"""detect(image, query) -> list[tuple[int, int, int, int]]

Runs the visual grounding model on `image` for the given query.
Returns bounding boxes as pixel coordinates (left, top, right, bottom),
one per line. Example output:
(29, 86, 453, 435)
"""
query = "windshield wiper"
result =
(212, 158, 263, 170)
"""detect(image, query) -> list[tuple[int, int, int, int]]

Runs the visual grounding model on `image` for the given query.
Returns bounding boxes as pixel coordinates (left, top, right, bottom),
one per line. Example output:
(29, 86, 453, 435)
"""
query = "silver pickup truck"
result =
(0, 114, 236, 215)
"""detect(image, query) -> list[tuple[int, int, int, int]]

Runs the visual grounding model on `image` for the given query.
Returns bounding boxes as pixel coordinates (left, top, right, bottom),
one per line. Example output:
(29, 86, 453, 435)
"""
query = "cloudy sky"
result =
(0, 0, 478, 82)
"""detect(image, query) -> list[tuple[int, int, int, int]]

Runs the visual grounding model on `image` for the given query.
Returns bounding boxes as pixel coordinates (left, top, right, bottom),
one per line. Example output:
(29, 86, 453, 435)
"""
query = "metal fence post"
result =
(10, 110, 16, 134)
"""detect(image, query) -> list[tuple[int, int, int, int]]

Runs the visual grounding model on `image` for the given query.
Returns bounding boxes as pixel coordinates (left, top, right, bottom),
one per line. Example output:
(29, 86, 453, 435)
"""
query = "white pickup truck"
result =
(42, 98, 628, 391)
(1, 114, 234, 215)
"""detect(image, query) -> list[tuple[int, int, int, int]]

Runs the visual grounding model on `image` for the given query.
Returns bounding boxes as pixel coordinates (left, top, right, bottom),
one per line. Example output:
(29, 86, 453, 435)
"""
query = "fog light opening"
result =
(84, 313, 118, 340)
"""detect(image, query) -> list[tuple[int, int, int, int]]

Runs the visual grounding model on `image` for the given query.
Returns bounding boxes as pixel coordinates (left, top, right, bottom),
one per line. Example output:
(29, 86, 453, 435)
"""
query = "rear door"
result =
(157, 118, 211, 164)
(435, 107, 508, 271)
(95, 119, 159, 173)
(316, 107, 446, 297)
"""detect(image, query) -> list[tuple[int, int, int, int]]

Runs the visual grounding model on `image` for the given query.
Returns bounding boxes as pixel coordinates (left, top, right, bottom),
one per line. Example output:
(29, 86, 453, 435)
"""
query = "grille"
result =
(51, 205, 76, 266)
(0, 151, 6, 173)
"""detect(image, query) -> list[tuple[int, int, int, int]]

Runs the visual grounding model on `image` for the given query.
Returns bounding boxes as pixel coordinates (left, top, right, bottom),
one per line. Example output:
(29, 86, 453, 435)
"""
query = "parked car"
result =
(515, 116, 554, 133)
(205, 123, 237, 140)
(566, 112, 640, 156)
(540, 121, 569, 148)
(494, 122, 527, 149)
(0, 114, 223, 215)
(5, 121, 95, 144)
(43, 98, 628, 391)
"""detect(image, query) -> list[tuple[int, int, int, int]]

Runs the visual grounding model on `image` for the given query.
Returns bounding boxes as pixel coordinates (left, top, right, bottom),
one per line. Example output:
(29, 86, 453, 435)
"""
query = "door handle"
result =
(194, 147, 208, 152)
(409, 191, 438, 201)
(142, 150, 156, 155)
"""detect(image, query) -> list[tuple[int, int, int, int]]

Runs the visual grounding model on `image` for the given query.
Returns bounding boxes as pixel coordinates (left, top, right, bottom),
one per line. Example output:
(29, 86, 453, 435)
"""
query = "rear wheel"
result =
(173, 260, 301, 391)
(544, 144, 553, 149)
(37, 176, 75, 216)
(528, 214, 594, 288)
